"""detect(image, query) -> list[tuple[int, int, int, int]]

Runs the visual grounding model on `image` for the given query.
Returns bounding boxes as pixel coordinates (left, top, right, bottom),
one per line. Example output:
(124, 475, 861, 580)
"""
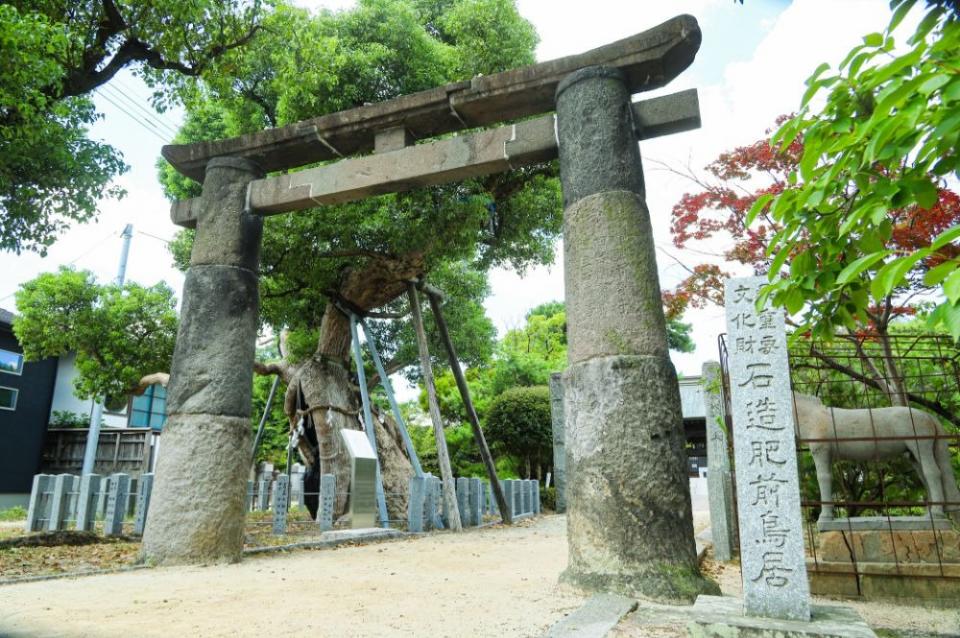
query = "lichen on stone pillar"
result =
(555, 65, 718, 603)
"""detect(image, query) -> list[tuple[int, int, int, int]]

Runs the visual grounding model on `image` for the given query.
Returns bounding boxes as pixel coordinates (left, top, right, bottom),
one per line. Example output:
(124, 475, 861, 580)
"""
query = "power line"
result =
(100, 83, 180, 138)
(0, 230, 120, 304)
(136, 229, 172, 245)
(94, 88, 170, 143)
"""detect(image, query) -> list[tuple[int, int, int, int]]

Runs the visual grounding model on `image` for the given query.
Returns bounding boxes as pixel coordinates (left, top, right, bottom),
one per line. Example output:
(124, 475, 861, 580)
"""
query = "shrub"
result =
(485, 385, 552, 478)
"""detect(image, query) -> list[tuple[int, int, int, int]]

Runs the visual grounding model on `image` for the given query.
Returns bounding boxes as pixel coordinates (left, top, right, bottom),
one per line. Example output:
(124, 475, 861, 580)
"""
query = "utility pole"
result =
(81, 224, 133, 476)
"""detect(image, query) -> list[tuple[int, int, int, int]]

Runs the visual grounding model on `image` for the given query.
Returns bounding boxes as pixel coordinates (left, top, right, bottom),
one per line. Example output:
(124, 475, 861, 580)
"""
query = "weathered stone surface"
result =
(407, 476, 426, 533)
(561, 355, 718, 603)
(104, 473, 130, 537)
(25, 474, 52, 533)
(319, 473, 335, 531)
(189, 157, 263, 269)
(550, 373, 567, 513)
(818, 515, 953, 532)
(133, 473, 153, 535)
(165, 265, 259, 417)
(272, 475, 289, 535)
(818, 528, 960, 563)
(808, 559, 960, 606)
(47, 474, 77, 532)
(172, 91, 700, 226)
(562, 191, 668, 363)
(457, 477, 470, 526)
(162, 15, 701, 181)
(74, 474, 101, 532)
(556, 66, 645, 205)
(543, 593, 638, 638)
(688, 595, 876, 638)
(141, 414, 250, 564)
(702, 361, 735, 562)
(725, 276, 810, 621)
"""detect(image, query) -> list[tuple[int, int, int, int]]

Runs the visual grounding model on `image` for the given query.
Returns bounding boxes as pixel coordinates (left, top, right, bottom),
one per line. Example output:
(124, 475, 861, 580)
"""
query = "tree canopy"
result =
(754, 0, 960, 337)
(0, 1, 265, 253)
(13, 267, 177, 402)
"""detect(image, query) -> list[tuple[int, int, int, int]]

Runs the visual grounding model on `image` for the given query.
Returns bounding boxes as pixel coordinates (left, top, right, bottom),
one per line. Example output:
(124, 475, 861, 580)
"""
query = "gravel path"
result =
(0, 516, 583, 638)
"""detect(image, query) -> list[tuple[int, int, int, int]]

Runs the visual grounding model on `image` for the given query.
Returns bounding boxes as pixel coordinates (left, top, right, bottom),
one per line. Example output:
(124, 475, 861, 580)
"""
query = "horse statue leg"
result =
(811, 445, 834, 521)
(912, 439, 946, 518)
(935, 438, 960, 522)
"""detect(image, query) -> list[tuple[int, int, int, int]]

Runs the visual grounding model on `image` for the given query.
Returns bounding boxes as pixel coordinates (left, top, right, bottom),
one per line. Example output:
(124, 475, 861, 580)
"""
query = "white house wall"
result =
(49, 353, 127, 427)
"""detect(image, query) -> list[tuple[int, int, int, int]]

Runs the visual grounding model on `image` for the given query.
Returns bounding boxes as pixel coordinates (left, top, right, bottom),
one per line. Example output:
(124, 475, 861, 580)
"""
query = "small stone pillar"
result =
(272, 475, 290, 535)
(47, 474, 76, 531)
(104, 473, 130, 537)
(133, 473, 153, 535)
(25, 474, 52, 532)
(408, 476, 426, 533)
(456, 477, 470, 526)
(555, 66, 716, 603)
(318, 473, 335, 532)
(142, 157, 264, 565)
(549, 373, 566, 513)
(75, 474, 101, 532)
(702, 361, 737, 561)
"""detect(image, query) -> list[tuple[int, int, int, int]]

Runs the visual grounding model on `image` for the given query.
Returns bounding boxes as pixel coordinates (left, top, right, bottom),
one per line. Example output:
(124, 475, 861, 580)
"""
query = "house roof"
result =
(0, 307, 14, 327)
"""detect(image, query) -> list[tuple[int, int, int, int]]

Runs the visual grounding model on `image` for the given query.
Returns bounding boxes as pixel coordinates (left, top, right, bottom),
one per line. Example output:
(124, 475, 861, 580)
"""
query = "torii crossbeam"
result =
(144, 13, 716, 603)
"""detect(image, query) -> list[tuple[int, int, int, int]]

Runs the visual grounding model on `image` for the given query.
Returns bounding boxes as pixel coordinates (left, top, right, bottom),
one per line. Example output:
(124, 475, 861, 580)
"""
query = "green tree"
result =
(484, 385, 552, 479)
(0, 1, 265, 253)
(12, 267, 178, 403)
(757, 1, 960, 337)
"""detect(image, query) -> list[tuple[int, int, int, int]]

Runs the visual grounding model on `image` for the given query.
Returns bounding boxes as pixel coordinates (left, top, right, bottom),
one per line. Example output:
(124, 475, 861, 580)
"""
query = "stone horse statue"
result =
(793, 393, 960, 522)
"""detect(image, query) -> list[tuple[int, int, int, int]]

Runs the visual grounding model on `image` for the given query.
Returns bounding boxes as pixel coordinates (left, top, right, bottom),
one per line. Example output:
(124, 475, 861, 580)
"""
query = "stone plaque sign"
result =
(725, 276, 809, 621)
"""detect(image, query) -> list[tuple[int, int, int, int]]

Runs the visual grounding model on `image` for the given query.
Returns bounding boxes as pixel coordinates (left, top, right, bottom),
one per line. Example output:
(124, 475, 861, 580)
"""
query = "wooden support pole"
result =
(407, 283, 463, 532)
(424, 287, 512, 524)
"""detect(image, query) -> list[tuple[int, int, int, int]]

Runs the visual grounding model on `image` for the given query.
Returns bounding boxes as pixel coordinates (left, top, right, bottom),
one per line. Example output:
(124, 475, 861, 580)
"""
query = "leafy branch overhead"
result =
(755, 0, 960, 337)
(0, 1, 266, 253)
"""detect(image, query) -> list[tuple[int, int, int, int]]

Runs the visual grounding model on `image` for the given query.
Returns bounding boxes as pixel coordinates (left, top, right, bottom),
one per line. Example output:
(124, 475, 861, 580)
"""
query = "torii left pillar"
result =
(142, 157, 264, 564)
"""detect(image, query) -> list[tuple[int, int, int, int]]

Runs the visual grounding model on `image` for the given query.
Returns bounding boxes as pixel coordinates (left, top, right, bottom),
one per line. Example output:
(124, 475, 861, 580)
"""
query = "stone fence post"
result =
(702, 361, 736, 561)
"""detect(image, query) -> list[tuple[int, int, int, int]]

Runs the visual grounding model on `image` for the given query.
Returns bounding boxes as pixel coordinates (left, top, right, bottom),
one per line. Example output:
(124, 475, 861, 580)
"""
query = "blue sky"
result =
(0, 0, 895, 383)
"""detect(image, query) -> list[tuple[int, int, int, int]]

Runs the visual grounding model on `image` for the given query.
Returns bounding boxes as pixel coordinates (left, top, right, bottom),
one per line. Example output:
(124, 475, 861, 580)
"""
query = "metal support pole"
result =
(251, 374, 281, 468)
(349, 314, 389, 528)
(359, 317, 424, 477)
(424, 287, 511, 523)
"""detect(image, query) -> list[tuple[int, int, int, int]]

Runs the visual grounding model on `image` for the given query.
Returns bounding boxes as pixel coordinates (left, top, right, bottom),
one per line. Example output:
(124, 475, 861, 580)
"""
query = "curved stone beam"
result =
(162, 14, 701, 181)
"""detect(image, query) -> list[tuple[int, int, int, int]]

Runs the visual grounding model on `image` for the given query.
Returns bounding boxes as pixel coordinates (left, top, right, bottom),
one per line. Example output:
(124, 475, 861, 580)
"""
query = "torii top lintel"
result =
(163, 14, 701, 181)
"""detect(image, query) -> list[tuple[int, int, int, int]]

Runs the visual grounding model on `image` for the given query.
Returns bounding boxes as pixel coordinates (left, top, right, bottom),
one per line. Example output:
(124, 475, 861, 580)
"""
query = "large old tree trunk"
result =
(278, 254, 425, 522)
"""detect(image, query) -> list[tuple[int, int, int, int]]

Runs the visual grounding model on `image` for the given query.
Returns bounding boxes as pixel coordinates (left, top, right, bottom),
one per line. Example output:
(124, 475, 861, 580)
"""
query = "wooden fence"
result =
(41, 428, 156, 477)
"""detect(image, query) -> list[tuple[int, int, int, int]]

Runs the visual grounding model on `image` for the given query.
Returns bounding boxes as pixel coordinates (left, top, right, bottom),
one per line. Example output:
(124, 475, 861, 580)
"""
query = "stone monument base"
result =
(686, 595, 876, 638)
(808, 560, 960, 607)
(817, 527, 960, 564)
(808, 520, 960, 606)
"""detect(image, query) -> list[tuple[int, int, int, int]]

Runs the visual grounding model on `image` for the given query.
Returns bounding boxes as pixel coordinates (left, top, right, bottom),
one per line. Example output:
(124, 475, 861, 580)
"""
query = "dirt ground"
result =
(0, 516, 584, 638)
(2, 515, 957, 638)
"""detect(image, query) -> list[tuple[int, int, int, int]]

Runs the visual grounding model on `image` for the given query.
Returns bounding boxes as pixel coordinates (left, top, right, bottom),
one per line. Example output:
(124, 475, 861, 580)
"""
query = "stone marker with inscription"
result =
(724, 276, 809, 621)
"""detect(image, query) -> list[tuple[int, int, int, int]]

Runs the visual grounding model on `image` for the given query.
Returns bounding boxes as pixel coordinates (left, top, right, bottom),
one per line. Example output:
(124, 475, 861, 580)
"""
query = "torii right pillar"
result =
(556, 66, 718, 603)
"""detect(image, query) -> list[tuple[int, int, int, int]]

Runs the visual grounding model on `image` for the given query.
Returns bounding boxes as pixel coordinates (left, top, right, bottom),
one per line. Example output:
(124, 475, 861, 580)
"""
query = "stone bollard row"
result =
(24, 472, 157, 536)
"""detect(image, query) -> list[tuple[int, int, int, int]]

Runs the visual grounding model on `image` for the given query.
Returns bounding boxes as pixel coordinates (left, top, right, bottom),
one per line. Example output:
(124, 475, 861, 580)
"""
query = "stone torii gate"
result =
(143, 14, 716, 602)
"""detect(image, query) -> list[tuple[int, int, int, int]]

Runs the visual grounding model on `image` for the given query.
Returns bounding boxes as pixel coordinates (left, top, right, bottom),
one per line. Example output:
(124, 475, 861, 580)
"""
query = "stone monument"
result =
(339, 429, 378, 529)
